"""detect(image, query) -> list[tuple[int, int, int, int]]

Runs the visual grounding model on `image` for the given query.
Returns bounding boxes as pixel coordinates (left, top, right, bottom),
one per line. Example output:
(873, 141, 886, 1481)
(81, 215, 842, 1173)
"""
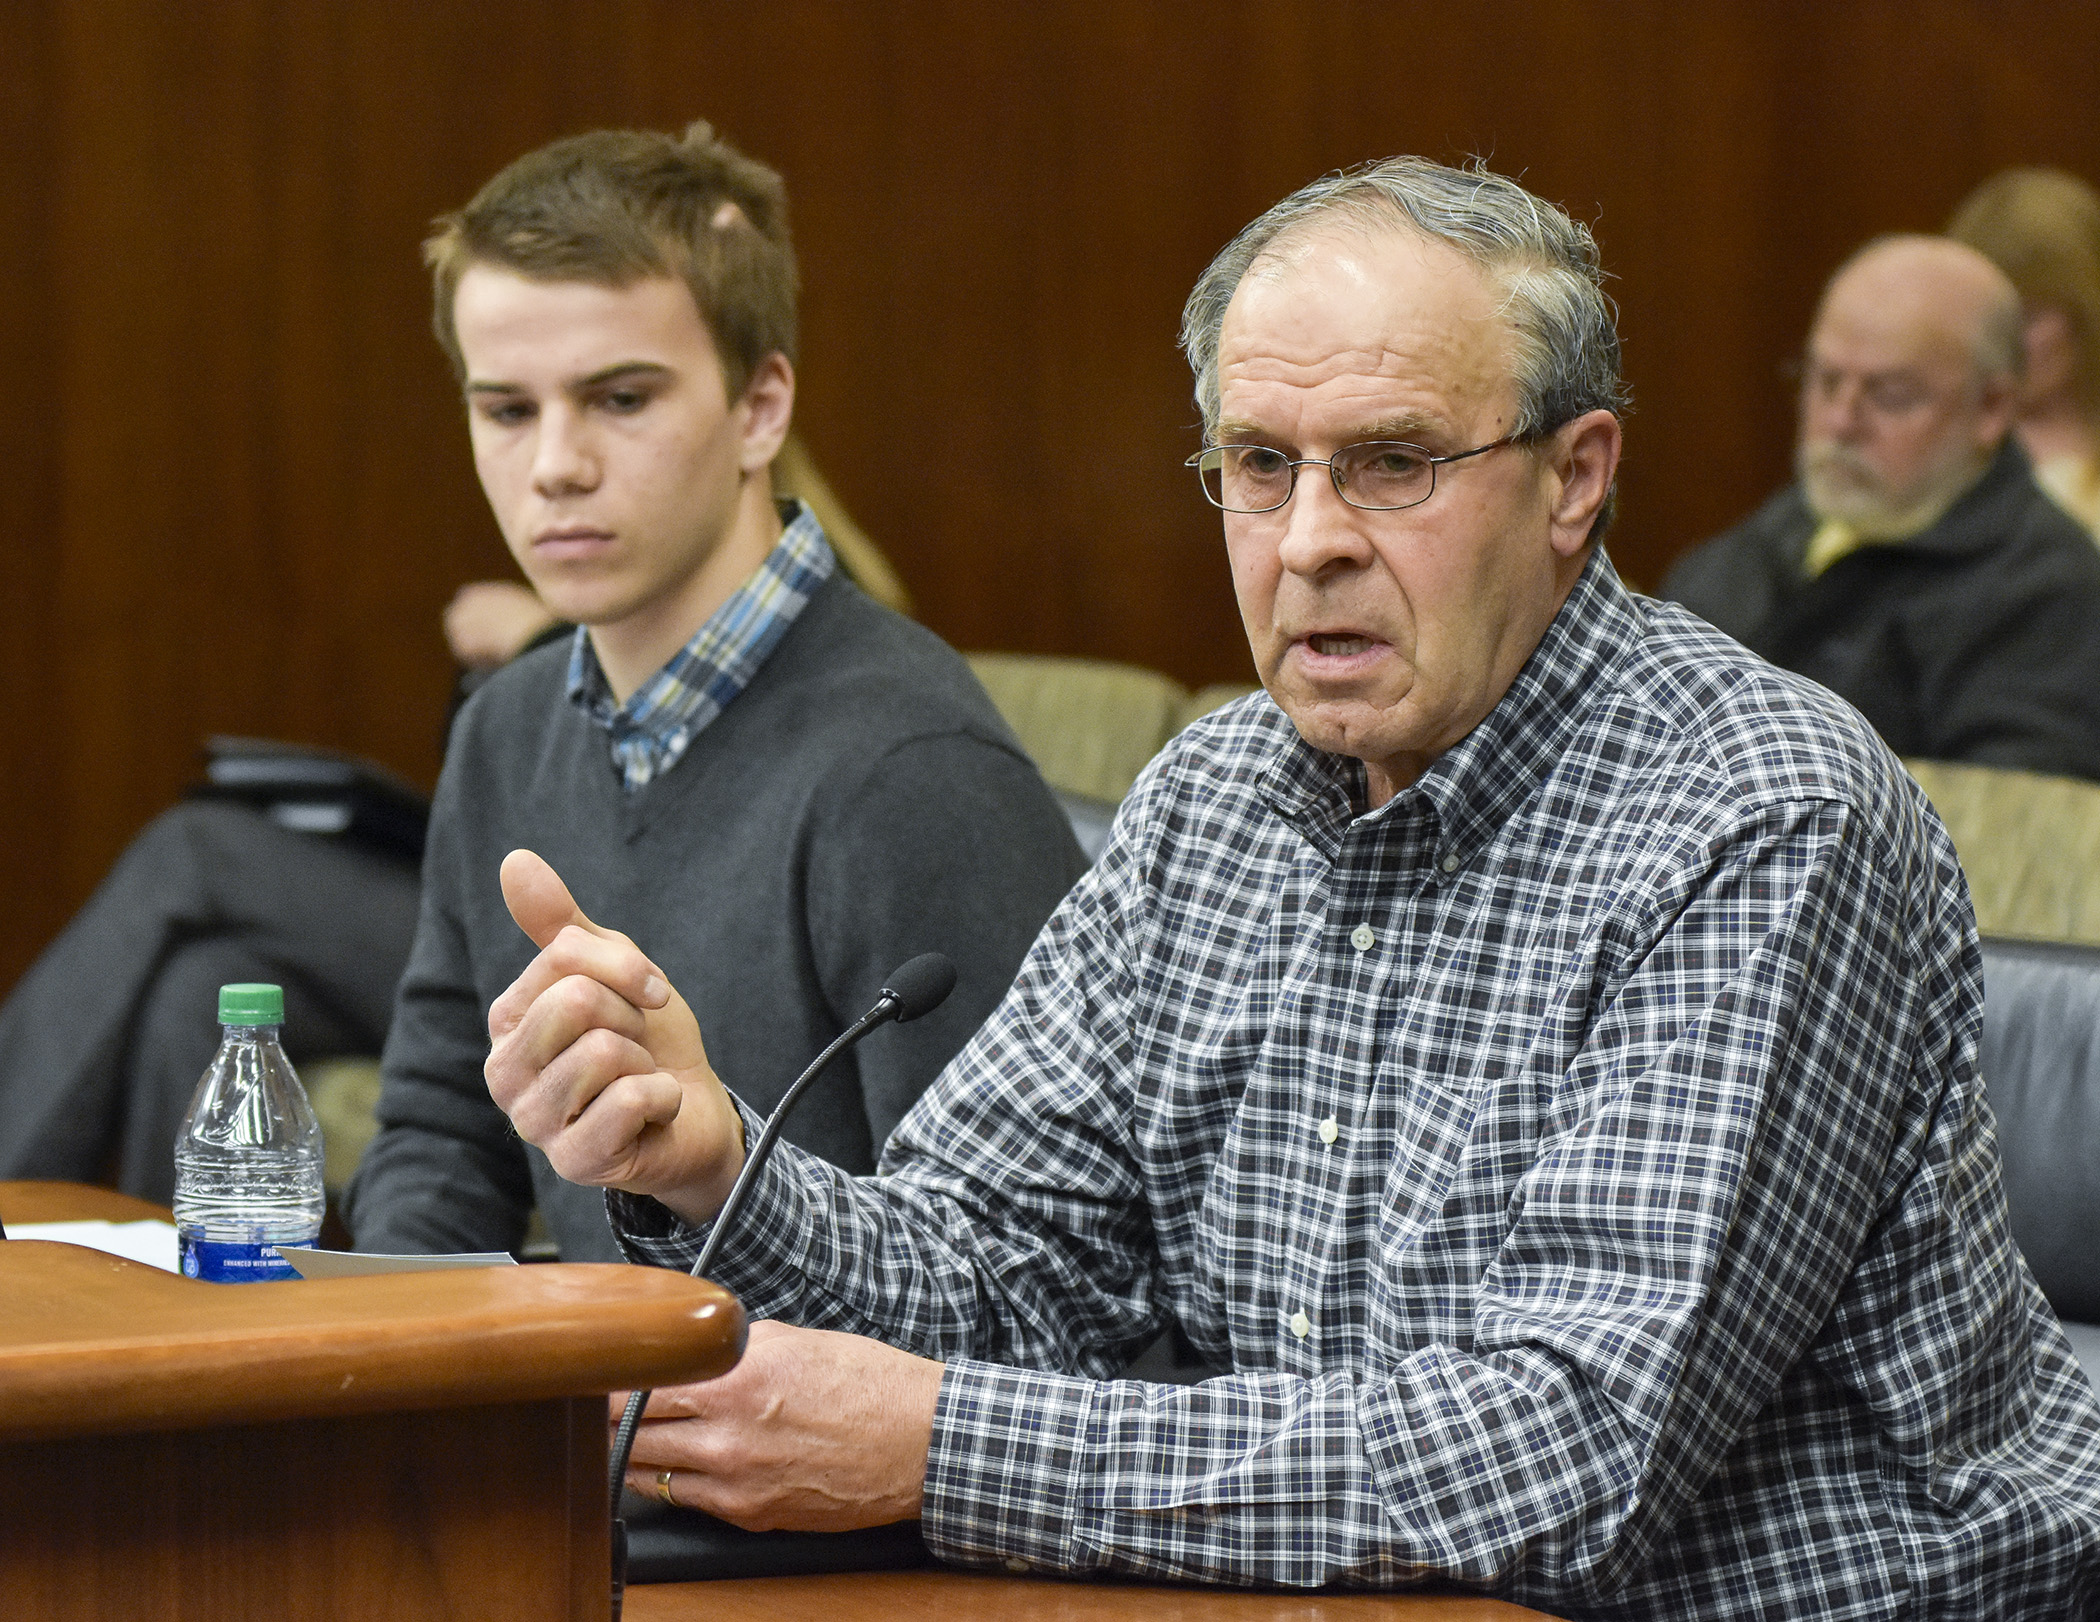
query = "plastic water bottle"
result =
(173, 983, 325, 1283)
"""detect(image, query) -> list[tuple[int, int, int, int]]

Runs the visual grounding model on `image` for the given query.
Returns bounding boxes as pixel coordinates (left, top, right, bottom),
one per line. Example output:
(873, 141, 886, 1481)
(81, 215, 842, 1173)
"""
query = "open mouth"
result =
(1308, 633, 1375, 657)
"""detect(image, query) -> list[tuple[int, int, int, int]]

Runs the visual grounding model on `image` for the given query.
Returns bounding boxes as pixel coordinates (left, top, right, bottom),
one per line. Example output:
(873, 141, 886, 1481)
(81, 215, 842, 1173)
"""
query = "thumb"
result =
(501, 848, 603, 948)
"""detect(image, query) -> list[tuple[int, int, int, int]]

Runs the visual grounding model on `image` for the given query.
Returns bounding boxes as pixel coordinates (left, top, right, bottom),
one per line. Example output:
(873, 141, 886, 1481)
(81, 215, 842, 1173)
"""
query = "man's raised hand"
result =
(484, 849, 744, 1223)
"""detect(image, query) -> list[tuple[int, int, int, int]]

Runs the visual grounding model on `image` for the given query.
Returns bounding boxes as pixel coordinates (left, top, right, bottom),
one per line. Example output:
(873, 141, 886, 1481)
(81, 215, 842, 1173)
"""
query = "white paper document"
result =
(275, 1247, 517, 1278)
(3, 1223, 513, 1279)
(10, 1219, 180, 1273)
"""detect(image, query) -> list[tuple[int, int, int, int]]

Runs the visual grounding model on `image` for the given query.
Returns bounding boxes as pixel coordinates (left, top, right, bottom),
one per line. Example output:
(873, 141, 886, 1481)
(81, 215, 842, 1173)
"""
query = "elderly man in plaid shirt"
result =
(483, 158, 2100, 1618)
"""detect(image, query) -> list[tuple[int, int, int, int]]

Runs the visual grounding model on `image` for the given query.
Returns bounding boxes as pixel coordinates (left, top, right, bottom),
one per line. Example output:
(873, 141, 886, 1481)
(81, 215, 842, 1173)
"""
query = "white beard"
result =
(1798, 440, 1992, 540)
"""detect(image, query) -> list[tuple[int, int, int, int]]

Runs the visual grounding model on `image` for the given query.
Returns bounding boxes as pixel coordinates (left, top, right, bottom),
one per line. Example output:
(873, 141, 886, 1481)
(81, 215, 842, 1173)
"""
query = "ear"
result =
(1972, 368, 2019, 450)
(2015, 307, 2078, 410)
(1543, 409, 1623, 558)
(736, 351, 795, 476)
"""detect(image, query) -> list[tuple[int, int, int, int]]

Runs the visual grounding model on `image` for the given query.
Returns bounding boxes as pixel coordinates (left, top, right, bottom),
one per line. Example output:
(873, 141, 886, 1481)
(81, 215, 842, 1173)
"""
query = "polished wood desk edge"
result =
(0, 1240, 744, 1441)
(0, 1179, 170, 1225)
(625, 1571, 1566, 1620)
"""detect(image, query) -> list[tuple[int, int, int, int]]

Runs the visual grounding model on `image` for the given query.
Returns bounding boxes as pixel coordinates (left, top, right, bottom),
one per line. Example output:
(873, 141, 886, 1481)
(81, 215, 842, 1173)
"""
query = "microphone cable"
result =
(608, 951, 955, 1616)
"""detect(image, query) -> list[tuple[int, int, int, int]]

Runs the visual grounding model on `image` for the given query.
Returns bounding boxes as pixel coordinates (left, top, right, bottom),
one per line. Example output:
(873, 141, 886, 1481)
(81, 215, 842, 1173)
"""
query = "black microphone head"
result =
(881, 953, 956, 1023)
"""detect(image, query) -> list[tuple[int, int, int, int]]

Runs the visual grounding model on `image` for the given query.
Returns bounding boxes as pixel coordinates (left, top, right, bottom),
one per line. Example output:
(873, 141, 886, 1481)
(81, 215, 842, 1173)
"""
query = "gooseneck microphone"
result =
(688, 951, 955, 1282)
(607, 953, 955, 1617)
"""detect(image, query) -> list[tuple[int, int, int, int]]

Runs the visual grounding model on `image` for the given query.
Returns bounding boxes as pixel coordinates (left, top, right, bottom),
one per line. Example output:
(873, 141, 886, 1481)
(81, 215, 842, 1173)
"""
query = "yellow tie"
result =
(1802, 518, 1863, 579)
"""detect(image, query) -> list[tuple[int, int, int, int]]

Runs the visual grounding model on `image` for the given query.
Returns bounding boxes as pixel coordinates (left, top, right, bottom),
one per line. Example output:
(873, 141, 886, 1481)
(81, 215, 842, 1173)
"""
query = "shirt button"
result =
(1440, 852, 1460, 874)
(1317, 1114, 1339, 1145)
(1349, 923, 1375, 951)
(1288, 1310, 1311, 1339)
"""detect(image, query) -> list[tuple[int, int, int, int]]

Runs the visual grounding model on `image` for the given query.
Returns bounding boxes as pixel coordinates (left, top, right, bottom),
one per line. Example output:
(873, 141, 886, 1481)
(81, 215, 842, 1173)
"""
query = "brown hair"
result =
(1948, 168, 2100, 420)
(425, 120, 797, 400)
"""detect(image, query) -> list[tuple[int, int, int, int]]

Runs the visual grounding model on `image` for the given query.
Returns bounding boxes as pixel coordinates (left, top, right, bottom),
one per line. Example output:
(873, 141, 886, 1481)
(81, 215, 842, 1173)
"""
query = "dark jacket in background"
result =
(1661, 439, 2100, 783)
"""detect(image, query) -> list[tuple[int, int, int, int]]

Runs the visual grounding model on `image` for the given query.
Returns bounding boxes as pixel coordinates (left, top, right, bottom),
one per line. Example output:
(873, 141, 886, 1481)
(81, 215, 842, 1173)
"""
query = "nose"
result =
(1272, 461, 1374, 578)
(530, 404, 600, 498)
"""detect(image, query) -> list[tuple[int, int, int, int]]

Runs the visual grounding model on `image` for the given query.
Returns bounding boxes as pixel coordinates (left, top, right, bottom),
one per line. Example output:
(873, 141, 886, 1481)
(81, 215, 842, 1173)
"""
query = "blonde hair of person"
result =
(1950, 169, 2100, 421)
(1950, 169, 2100, 530)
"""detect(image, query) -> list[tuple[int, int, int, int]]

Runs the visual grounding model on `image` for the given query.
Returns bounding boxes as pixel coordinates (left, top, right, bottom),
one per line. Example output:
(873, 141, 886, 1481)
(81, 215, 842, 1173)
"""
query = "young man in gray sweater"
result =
(344, 123, 1084, 1260)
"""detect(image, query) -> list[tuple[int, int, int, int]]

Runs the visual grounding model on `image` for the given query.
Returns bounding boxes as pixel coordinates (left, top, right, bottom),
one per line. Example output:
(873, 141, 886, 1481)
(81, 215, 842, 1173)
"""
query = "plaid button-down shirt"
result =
(566, 501, 833, 790)
(616, 551, 2100, 1617)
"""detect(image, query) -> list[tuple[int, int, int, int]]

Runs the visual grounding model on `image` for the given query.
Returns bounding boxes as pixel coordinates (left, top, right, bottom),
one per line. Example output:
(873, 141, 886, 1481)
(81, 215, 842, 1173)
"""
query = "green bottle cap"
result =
(218, 983, 284, 1025)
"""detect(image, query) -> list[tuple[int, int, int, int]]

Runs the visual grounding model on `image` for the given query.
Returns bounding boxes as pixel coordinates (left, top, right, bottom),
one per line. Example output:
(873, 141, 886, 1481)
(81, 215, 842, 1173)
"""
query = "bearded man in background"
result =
(1665, 233, 2100, 782)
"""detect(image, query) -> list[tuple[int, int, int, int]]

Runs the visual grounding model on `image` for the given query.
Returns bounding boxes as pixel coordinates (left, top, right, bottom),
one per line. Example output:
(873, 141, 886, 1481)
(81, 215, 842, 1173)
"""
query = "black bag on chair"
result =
(188, 736, 432, 862)
(619, 1493, 934, 1582)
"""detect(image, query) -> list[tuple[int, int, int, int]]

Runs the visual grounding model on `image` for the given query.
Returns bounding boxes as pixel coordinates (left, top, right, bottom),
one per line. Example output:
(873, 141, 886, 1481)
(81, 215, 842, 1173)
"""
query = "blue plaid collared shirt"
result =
(614, 551, 2100, 1617)
(566, 502, 834, 790)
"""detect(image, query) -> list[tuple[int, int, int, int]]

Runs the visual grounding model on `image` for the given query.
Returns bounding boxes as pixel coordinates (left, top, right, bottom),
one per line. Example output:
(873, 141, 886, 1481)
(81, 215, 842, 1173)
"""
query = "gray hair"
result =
(1179, 157, 1627, 444)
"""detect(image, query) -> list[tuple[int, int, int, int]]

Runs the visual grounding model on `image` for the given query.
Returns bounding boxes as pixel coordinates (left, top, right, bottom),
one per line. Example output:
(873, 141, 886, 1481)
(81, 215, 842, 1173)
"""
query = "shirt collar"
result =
(1259, 546, 1638, 868)
(565, 500, 835, 790)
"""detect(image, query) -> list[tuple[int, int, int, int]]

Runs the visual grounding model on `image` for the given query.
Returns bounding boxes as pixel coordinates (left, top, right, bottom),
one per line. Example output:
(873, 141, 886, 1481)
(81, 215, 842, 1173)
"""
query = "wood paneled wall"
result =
(4, 0, 2098, 986)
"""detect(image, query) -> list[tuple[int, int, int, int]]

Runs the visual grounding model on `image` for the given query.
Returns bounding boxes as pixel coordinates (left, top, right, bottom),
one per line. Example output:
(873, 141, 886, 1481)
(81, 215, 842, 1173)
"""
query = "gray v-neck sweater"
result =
(346, 575, 1087, 1259)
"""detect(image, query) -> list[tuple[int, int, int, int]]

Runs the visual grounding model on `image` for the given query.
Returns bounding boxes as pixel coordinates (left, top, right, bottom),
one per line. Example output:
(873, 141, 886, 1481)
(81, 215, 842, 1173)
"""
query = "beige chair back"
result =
(966, 654, 1188, 804)
(966, 654, 1260, 805)
(1177, 682, 1261, 734)
(1906, 758, 2100, 946)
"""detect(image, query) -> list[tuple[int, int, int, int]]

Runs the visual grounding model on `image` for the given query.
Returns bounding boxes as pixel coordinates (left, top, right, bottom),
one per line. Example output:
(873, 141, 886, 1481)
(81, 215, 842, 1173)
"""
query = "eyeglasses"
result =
(1790, 359, 1939, 418)
(1186, 434, 1526, 514)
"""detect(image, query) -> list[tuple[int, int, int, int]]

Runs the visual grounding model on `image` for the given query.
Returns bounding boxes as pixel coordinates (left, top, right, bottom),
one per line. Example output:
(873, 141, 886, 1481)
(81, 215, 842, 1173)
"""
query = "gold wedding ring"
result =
(656, 1468, 677, 1506)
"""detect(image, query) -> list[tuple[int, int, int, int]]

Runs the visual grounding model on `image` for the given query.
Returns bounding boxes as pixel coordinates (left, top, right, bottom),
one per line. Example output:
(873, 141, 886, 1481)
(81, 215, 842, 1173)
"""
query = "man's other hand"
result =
(624, 1321, 943, 1531)
(443, 579, 560, 671)
(486, 849, 744, 1223)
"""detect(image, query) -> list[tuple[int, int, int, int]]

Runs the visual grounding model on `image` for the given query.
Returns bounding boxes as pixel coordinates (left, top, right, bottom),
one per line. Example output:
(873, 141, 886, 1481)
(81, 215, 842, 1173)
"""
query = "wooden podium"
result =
(1, 1185, 1563, 1621)
(0, 1184, 741, 1621)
